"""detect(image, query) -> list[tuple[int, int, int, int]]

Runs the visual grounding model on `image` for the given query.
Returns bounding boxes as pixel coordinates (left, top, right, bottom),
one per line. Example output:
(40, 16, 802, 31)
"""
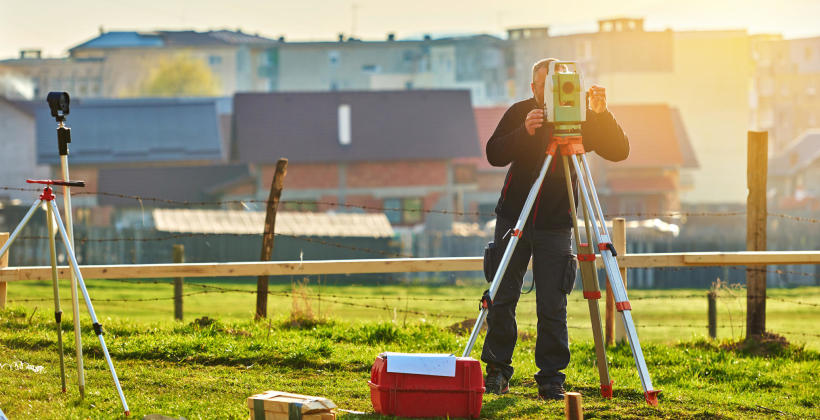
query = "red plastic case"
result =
(368, 353, 484, 418)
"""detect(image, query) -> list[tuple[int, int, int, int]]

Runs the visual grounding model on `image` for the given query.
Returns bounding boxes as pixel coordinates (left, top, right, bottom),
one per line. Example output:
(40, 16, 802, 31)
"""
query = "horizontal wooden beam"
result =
(0, 251, 817, 283)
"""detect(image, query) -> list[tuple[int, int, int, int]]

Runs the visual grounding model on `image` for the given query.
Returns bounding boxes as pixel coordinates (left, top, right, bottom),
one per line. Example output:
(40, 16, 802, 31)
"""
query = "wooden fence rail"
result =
(1, 251, 818, 283)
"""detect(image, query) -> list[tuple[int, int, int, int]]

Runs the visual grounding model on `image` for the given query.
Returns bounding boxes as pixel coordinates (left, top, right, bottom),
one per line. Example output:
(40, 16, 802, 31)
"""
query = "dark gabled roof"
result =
(29, 97, 226, 165)
(69, 30, 276, 52)
(97, 164, 251, 207)
(233, 90, 481, 164)
(769, 130, 820, 176)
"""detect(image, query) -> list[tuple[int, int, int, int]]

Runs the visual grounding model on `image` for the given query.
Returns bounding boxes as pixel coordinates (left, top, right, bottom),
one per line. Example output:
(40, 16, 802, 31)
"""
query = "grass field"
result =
(1, 280, 819, 419)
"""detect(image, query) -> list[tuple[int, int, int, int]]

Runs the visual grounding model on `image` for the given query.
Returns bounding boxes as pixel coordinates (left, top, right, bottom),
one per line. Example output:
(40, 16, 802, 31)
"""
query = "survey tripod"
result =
(0, 179, 130, 416)
(461, 61, 660, 406)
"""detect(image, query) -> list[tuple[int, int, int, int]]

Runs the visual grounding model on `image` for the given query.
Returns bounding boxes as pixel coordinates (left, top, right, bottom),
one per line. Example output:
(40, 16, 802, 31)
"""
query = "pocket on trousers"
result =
(561, 254, 578, 294)
(483, 241, 501, 283)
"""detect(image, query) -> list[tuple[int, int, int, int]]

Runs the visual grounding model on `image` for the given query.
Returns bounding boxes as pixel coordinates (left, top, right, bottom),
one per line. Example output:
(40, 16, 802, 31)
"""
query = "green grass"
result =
(1, 282, 819, 419)
(5, 279, 820, 349)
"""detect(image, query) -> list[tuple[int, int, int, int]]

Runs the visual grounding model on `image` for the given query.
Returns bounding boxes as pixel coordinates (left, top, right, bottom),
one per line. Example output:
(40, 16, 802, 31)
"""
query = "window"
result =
(361, 64, 381, 73)
(209, 55, 222, 65)
(383, 198, 424, 225)
(328, 50, 340, 66)
(384, 198, 402, 224)
(403, 198, 423, 224)
(282, 200, 318, 211)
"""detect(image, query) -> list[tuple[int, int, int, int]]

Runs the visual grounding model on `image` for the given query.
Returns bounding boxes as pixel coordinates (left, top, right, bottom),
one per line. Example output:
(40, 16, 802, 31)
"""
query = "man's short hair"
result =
(532, 58, 560, 84)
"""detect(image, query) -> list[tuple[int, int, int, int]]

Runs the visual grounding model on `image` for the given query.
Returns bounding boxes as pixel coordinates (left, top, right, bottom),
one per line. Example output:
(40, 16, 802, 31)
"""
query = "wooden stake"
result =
(564, 392, 584, 420)
(256, 158, 288, 320)
(0, 232, 8, 309)
(173, 244, 184, 321)
(708, 290, 717, 339)
(746, 131, 768, 337)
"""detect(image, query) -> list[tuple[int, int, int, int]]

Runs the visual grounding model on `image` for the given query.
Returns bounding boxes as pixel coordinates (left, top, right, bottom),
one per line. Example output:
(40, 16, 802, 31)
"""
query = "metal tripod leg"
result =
(46, 203, 67, 393)
(570, 154, 660, 406)
(48, 200, 130, 415)
(0, 198, 69, 394)
(462, 153, 555, 357)
(560, 155, 612, 398)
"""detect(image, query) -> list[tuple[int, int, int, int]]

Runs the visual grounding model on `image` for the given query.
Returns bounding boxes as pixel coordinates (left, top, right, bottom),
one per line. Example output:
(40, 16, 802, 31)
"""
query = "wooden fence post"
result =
(0, 233, 8, 309)
(708, 290, 717, 339)
(173, 244, 184, 321)
(746, 131, 768, 337)
(612, 218, 627, 344)
(256, 158, 288, 320)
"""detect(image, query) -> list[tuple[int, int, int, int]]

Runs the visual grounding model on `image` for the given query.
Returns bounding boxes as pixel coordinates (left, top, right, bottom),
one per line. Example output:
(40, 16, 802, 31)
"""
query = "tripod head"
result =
(47, 92, 72, 156)
(27, 179, 86, 188)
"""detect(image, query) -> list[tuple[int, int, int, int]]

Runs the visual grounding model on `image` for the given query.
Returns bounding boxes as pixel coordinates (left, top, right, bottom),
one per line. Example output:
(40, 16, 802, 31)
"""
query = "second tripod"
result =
(0, 179, 130, 416)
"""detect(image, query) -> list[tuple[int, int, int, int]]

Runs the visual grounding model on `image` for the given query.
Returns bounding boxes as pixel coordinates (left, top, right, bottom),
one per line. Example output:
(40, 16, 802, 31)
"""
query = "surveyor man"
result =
(482, 58, 629, 400)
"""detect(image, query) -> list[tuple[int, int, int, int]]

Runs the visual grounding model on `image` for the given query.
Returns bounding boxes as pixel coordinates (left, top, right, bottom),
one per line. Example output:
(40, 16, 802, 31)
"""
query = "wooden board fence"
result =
(1, 251, 818, 283)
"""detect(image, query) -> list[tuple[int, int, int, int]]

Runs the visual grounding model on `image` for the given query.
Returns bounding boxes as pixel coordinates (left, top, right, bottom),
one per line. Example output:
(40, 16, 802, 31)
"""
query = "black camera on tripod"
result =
(47, 91, 70, 121)
(47, 92, 72, 155)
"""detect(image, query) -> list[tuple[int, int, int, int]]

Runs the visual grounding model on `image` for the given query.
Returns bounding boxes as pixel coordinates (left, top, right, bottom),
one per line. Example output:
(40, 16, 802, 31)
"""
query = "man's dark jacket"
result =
(486, 98, 630, 229)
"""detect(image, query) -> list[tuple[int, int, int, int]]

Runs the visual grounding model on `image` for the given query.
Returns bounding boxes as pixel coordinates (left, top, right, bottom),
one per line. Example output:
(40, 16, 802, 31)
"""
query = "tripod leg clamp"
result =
(55, 310, 62, 323)
(615, 301, 632, 311)
(480, 290, 493, 311)
(93, 322, 104, 336)
(583, 291, 601, 300)
(598, 242, 618, 256)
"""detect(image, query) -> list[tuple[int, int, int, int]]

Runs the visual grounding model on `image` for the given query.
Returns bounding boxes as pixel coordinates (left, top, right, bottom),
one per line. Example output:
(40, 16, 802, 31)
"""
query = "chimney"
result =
(338, 104, 352, 146)
(423, 34, 432, 41)
(278, 36, 285, 42)
(338, 33, 345, 42)
(387, 33, 395, 41)
(19, 49, 42, 59)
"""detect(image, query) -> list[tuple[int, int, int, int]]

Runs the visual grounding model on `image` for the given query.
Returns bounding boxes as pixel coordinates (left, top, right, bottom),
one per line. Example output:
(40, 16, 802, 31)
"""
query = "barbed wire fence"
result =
(2, 186, 818, 341)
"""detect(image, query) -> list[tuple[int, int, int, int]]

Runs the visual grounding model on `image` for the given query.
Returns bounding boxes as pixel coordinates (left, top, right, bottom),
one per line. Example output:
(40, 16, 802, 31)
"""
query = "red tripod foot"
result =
(600, 380, 613, 399)
(644, 389, 661, 406)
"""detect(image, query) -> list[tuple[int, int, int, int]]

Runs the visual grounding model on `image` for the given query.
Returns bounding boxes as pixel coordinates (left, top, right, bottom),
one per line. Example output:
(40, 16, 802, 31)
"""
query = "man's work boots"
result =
(484, 365, 509, 395)
(537, 383, 565, 401)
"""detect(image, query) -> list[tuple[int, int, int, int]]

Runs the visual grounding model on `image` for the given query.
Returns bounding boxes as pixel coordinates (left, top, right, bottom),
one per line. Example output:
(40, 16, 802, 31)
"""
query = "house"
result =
(232, 90, 481, 226)
(0, 29, 278, 98)
(272, 34, 509, 106)
(0, 97, 49, 202)
(769, 130, 820, 211)
(463, 104, 698, 218)
(26, 97, 231, 210)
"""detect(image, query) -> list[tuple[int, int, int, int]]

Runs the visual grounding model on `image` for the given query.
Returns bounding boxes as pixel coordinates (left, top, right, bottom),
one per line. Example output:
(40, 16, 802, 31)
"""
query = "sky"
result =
(1, 0, 820, 59)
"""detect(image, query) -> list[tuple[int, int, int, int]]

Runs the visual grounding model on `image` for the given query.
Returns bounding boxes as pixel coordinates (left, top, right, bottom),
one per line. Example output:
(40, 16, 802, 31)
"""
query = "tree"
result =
(137, 54, 222, 97)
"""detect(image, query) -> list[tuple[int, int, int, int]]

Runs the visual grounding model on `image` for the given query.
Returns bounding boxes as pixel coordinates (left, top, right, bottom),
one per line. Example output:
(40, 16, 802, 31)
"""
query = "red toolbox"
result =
(368, 353, 484, 418)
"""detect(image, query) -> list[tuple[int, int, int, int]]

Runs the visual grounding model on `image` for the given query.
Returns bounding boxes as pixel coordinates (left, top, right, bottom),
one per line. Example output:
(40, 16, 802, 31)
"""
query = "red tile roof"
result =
(455, 106, 509, 170)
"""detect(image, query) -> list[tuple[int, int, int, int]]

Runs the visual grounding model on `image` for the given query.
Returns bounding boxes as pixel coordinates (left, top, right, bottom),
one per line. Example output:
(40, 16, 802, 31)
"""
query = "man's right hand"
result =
(525, 108, 545, 136)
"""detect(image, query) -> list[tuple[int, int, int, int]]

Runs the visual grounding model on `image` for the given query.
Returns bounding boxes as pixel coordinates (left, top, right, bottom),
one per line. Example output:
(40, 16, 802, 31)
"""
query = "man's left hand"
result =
(588, 85, 607, 114)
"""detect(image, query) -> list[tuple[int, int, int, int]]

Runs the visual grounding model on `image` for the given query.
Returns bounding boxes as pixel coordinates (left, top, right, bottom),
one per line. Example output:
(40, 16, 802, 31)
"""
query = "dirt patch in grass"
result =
(720, 332, 790, 357)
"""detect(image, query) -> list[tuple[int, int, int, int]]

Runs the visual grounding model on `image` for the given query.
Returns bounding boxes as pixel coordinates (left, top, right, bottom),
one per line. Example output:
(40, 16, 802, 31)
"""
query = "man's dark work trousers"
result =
(480, 215, 575, 386)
